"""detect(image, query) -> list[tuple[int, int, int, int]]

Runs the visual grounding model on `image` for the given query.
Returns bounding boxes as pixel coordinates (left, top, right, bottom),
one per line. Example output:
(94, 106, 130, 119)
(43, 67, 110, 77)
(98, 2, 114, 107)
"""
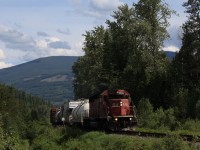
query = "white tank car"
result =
(71, 99, 89, 125)
(61, 100, 84, 125)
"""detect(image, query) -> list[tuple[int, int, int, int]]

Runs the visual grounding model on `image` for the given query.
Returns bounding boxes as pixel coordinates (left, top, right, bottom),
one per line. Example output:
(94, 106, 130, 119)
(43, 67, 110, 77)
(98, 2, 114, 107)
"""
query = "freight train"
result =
(50, 89, 137, 130)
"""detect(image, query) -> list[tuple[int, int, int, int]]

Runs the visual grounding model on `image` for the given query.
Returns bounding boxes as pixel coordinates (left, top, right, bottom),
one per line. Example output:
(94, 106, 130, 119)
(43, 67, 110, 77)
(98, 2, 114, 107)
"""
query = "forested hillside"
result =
(0, 84, 51, 149)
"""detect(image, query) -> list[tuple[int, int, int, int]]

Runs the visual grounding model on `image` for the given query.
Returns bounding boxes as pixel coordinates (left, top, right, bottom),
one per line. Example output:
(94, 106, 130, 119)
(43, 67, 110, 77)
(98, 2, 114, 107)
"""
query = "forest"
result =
(0, 0, 200, 149)
(0, 84, 51, 149)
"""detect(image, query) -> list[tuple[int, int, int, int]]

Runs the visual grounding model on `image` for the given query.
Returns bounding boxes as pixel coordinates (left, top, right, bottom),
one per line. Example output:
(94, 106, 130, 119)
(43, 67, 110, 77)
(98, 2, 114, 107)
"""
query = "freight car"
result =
(84, 89, 137, 130)
(71, 99, 89, 126)
(50, 100, 84, 126)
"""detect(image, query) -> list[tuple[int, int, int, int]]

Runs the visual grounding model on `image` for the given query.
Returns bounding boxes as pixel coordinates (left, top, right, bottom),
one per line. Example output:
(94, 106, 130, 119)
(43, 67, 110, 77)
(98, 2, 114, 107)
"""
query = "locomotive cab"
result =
(108, 91, 132, 116)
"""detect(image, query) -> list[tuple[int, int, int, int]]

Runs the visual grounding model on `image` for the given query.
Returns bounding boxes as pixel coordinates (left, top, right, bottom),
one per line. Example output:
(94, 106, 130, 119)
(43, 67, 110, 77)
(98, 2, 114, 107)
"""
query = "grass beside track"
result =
(135, 128, 200, 140)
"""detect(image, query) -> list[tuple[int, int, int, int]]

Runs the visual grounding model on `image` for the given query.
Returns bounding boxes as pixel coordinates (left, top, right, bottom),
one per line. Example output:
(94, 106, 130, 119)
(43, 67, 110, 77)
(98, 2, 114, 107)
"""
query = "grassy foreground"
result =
(28, 123, 200, 150)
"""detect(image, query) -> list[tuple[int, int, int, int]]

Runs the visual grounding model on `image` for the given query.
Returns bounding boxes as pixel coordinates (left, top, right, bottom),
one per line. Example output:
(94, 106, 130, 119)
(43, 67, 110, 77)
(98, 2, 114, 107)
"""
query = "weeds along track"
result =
(107, 130, 200, 142)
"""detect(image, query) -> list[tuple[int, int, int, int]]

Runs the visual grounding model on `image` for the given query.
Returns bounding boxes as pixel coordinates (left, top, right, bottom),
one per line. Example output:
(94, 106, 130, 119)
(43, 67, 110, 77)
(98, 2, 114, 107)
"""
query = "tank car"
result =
(61, 100, 84, 125)
(71, 99, 89, 126)
(85, 89, 137, 130)
(50, 100, 84, 126)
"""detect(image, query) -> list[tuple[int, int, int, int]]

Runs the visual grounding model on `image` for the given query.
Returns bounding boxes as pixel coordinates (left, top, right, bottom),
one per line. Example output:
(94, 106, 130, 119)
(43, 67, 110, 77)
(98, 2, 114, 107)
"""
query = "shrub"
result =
(59, 127, 85, 144)
(161, 135, 190, 150)
(137, 98, 155, 128)
(137, 98, 179, 130)
(195, 100, 200, 119)
(182, 119, 200, 132)
(31, 134, 62, 150)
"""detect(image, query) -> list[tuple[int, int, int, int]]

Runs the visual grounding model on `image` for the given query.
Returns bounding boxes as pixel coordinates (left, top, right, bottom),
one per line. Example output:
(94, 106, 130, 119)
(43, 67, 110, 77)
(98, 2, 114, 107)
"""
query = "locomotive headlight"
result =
(115, 118, 118, 121)
(129, 118, 132, 121)
(120, 102, 122, 106)
(62, 117, 65, 122)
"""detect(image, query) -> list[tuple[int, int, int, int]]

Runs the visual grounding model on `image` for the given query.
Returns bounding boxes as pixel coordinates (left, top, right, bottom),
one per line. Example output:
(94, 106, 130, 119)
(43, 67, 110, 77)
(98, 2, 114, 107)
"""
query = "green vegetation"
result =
(136, 98, 200, 137)
(0, 84, 51, 149)
(24, 127, 200, 150)
(0, 83, 200, 149)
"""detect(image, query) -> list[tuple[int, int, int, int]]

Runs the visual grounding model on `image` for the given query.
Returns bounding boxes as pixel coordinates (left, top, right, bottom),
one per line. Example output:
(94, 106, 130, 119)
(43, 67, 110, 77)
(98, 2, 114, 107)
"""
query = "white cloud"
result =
(0, 25, 82, 64)
(74, 38, 84, 51)
(57, 29, 70, 35)
(0, 49, 13, 69)
(48, 49, 81, 56)
(36, 39, 48, 49)
(37, 32, 49, 37)
(83, 10, 103, 18)
(75, 0, 124, 19)
(90, 0, 123, 11)
(0, 49, 5, 60)
(0, 62, 12, 69)
(68, 0, 81, 6)
(48, 41, 71, 49)
(19, 37, 83, 61)
(0, 25, 36, 51)
(163, 45, 180, 52)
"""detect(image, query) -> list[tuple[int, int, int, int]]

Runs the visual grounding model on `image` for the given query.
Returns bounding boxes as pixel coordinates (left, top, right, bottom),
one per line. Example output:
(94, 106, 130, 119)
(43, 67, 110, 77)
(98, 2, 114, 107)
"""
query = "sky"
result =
(0, 0, 187, 69)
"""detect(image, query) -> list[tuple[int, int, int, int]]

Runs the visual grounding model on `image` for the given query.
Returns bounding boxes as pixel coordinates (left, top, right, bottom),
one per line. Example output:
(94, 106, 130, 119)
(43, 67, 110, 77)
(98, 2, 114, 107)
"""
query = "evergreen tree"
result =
(174, 0, 200, 86)
(73, 26, 106, 98)
(172, 0, 200, 118)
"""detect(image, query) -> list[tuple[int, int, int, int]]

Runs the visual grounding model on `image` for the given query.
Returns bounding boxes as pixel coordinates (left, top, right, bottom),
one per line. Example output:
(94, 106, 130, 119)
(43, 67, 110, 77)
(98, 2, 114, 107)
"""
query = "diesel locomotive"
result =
(50, 89, 137, 130)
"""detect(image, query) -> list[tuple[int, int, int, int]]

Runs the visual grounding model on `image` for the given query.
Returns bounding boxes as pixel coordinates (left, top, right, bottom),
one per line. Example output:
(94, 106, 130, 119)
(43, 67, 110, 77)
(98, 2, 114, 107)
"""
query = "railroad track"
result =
(107, 130, 200, 142)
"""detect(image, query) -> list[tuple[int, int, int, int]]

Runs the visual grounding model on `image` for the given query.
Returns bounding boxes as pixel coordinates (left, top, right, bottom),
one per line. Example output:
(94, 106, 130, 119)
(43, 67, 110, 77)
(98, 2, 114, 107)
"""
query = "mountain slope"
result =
(165, 51, 176, 60)
(0, 56, 79, 104)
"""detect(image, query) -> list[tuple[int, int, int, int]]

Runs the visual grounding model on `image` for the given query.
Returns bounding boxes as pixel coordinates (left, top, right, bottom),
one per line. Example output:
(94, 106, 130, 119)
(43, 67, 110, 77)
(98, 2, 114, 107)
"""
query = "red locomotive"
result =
(84, 89, 137, 130)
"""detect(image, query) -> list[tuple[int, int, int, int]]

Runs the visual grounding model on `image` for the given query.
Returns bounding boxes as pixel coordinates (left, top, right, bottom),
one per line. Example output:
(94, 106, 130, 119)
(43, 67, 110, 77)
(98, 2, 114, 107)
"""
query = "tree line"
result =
(0, 84, 51, 149)
(73, 0, 200, 119)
